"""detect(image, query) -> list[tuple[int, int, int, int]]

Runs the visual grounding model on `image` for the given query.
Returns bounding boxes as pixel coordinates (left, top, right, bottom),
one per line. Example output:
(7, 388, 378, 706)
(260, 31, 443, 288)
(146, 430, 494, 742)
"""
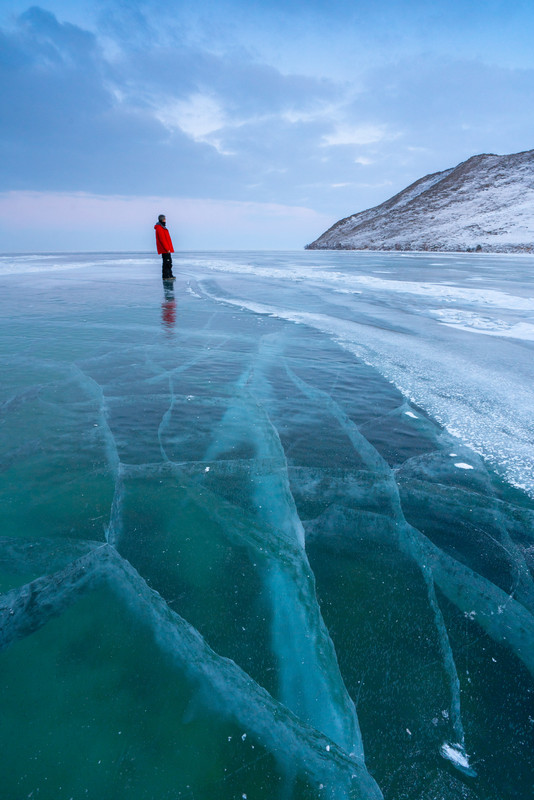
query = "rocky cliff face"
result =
(306, 150, 534, 252)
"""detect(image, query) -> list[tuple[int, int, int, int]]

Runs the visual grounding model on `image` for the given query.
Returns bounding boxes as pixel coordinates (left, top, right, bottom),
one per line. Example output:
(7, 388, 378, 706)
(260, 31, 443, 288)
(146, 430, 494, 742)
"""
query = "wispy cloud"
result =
(322, 123, 395, 147)
(154, 93, 226, 139)
(152, 93, 238, 154)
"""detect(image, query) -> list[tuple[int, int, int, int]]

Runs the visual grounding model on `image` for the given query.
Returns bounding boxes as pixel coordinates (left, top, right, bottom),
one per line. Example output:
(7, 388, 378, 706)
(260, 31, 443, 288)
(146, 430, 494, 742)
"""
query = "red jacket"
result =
(155, 223, 174, 254)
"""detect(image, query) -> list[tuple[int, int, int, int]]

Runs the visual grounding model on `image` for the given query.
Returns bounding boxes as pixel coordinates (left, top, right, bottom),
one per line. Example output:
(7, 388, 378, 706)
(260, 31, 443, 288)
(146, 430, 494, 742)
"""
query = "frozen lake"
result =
(1, 251, 534, 799)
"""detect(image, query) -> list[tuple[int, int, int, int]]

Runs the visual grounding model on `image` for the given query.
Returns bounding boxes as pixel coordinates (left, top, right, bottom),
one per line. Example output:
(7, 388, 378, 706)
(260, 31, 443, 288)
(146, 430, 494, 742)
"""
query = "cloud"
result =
(0, 6, 340, 202)
(351, 56, 534, 170)
(322, 123, 394, 147)
(155, 93, 226, 139)
(16, 5, 98, 61)
(152, 92, 237, 154)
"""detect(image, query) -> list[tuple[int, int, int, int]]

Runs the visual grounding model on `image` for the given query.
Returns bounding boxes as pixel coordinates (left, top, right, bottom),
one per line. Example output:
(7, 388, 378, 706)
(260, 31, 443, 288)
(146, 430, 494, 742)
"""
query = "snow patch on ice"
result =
(431, 308, 534, 341)
(440, 742, 477, 777)
(193, 258, 534, 312)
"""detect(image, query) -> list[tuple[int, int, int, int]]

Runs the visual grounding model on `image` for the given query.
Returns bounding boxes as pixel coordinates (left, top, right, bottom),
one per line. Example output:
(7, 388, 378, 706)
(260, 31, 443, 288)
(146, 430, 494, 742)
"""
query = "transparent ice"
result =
(1, 251, 533, 799)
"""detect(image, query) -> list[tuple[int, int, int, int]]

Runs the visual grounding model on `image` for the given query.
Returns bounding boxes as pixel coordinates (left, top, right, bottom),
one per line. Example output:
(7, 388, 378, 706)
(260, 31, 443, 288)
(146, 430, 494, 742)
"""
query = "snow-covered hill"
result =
(306, 150, 534, 252)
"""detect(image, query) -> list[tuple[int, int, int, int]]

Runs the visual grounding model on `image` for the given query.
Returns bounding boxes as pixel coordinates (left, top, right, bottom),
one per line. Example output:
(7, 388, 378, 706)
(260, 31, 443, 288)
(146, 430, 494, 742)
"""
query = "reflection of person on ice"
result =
(154, 214, 176, 280)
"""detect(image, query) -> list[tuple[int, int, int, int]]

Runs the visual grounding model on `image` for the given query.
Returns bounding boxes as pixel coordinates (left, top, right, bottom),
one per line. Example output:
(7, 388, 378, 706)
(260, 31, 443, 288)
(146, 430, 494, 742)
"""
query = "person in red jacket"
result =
(154, 214, 176, 280)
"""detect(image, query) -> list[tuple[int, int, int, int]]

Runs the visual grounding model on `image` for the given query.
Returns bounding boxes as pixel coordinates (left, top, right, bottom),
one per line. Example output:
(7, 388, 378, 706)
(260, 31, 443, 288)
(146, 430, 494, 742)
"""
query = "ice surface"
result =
(197, 251, 534, 497)
(1, 251, 534, 800)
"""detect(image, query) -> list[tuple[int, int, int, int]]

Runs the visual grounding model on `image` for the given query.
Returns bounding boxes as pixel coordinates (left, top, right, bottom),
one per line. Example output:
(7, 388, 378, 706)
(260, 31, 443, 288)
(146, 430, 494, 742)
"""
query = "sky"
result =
(1, 0, 533, 251)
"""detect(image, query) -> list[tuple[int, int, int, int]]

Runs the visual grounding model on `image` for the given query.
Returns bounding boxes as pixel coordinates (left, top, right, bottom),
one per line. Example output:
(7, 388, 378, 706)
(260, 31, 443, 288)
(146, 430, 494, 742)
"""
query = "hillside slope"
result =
(306, 150, 534, 252)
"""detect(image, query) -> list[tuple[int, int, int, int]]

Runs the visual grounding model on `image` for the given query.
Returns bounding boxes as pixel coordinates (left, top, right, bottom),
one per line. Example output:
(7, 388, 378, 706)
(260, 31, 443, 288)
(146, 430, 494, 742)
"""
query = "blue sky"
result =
(1, 0, 533, 250)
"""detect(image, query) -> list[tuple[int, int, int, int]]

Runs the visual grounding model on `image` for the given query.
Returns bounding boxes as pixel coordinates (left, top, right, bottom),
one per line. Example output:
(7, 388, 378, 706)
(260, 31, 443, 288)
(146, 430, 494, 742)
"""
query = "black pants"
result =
(162, 252, 174, 279)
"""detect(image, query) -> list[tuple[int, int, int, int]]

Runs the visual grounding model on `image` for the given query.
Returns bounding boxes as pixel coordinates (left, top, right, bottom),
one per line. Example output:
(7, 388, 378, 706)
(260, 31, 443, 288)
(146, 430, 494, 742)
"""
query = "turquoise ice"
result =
(1, 251, 534, 800)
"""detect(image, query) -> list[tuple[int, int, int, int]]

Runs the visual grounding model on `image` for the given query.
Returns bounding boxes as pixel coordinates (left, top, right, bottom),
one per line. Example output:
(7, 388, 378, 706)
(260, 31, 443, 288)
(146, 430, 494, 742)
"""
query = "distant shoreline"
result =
(2, 248, 534, 258)
(305, 244, 534, 254)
